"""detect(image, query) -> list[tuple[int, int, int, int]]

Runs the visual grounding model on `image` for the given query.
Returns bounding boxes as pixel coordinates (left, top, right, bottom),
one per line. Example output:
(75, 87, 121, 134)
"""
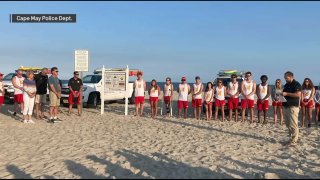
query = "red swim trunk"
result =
(192, 99, 202, 108)
(215, 99, 226, 107)
(14, 94, 24, 104)
(228, 97, 239, 110)
(300, 99, 314, 108)
(257, 99, 269, 111)
(205, 101, 212, 105)
(149, 97, 159, 103)
(0, 96, 4, 105)
(241, 99, 254, 109)
(135, 96, 145, 105)
(164, 96, 171, 104)
(68, 92, 81, 105)
(272, 101, 283, 107)
(178, 100, 188, 109)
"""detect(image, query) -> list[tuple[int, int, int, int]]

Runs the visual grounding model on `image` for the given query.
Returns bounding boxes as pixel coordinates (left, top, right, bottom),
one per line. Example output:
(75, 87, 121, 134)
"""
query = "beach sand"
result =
(0, 93, 319, 179)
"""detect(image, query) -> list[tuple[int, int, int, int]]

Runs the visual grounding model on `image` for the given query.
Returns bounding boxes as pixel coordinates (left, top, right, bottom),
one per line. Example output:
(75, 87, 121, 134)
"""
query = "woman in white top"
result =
(23, 71, 37, 123)
(314, 83, 320, 126)
(214, 80, 226, 122)
(148, 79, 161, 119)
(134, 72, 146, 117)
(301, 78, 315, 128)
(271, 79, 284, 125)
(204, 82, 214, 121)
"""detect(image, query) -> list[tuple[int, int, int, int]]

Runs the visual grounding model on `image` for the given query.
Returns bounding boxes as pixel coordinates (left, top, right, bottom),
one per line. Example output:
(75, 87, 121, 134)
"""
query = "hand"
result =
(20, 87, 24, 91)
(282, 92, 287, 96)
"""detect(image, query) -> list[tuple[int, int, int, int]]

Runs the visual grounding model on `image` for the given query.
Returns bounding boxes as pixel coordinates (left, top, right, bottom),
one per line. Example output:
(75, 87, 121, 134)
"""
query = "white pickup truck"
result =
(60, 69, 138, 108)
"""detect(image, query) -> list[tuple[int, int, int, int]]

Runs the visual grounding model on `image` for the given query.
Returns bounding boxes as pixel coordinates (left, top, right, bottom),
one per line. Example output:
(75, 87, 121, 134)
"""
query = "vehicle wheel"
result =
(88, 93, 98, 108)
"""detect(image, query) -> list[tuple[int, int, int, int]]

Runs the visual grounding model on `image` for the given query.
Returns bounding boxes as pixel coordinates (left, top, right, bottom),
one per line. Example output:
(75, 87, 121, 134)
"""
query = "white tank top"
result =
(193, 83, 203, 99)
(205, 89, 214, 102)
(215, 86, 225, 100)
(149, 86, 159, 97)
(13, 76, 25, 95)
(302, 89, 312, 100)
(134, 79, 145, 97)
(242, 80, 254, 100)
(0, 81, 3, 96)
(164, 84, 173, 96)
(258, 84, 268, 100)
(228, 82, 239, 98)
(178, 83, 189, 101)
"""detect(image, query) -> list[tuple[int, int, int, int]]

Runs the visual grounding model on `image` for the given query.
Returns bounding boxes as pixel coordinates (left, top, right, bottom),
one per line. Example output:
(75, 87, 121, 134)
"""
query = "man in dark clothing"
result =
(68, 71, 83, 116)
(34, 68, 49, 119)
(281, 71, 302, 146)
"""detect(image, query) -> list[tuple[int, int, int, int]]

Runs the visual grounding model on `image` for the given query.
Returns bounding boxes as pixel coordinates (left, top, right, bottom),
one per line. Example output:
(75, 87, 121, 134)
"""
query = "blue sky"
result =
(0, 1, 319, 85)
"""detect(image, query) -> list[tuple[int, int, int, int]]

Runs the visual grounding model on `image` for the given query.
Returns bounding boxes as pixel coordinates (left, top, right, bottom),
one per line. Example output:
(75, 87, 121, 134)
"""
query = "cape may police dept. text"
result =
(16, 15, 73, 22)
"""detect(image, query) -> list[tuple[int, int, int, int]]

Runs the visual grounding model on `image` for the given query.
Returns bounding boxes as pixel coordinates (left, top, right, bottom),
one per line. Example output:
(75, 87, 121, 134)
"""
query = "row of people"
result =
(133, 71, 320, 128)
(0, 68, 83, 123)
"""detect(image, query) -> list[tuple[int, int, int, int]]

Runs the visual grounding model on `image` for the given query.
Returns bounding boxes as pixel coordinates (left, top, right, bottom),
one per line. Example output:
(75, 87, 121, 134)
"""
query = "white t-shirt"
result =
(134, 79, 145, 97)
(228, 81, 239, 98)
(258, 84, 268, 100)
(193, 83, 203, 100)
(215, 86, 226, 100)
(178, 83, 189, 101)
(242, 80, 255, 100)
(302, 89, 312, 100)
(149, 86, 159, 98)
(164, 84, 173, 97)
(13, 76, 25, 95)
(204, 89, 214, 102)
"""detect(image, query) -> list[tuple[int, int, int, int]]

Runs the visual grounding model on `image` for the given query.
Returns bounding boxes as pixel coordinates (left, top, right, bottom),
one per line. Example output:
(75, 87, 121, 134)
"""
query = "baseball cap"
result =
(195, 76, 200, 80)
(166, 77, 171, 81)
(181, 77, 186, 81)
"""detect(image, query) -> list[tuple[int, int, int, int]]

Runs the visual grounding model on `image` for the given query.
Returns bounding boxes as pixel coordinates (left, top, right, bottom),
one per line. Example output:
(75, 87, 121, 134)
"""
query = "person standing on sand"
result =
(134, 71, 146, 117)
(241, 71, 256, 123)
(0, 73, 4, 113)
(227, 74, 240, 122)
(22, 71, 37, 124)
(300, 78, 315, 128)
(256, 75, 271, 124)
(204, 82, 214, 122)
(177, 77, 190, 119)
(48, 67, 62, 123)
(148, 79, 161, 119)
(68, 71, 83, 116)
(192, 76, 203, 120)
(281, 71, 301, 146)
(314, 83, 320, 126)
(214, 80, 226, 122)
(271, 79, 284, 125)
(163, 77, 174, 117)
(34, 68, 48, 119)
(11, 69, 25, 116)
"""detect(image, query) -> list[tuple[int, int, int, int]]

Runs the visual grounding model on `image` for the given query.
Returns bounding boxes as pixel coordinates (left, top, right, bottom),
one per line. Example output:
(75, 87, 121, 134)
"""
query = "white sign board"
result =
(104, 71, 126, 95)
(101, 66, 129, 116)
(74, 50, 89, 72)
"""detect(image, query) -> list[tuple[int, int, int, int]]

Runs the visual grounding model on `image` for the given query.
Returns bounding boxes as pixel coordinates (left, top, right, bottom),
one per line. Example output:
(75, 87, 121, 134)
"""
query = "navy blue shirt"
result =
(283, 79, 302, 107)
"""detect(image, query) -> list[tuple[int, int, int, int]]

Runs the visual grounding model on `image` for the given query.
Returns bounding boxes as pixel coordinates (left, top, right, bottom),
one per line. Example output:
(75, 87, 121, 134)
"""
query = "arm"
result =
(171, 84, 174, 99)
(158, 86, 161, 97)
(248, 81, 256, 97)
(12, 77, 23, 91)
(224, 86, 227, 98)
(308, 88, 315, 102)
(241, 82, 246, 98)
(282, 91, 301, 98)
(264, 85, 271, 101)
(256, 84, 261, 100)
(144, 80, 147, 91)
(188, 84, 191, 95)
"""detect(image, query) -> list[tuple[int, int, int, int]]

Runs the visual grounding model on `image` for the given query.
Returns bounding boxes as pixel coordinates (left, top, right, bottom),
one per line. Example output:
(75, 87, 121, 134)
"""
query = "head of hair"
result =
(42, 68, 48, 72)
(246, 71, 252, 75)
(74, 71, 79, 75)
(260, 75, 268, 81)
(275, 79, 282, 89)
(284, 71, 294, 77)
(205, 82, 213, 92)
(302, 78, 314, 90)
(51, 67, 58, 72)
(26, 70, 34, 78)
(231, 74, 237, 78)
(137, 71, 142, 76)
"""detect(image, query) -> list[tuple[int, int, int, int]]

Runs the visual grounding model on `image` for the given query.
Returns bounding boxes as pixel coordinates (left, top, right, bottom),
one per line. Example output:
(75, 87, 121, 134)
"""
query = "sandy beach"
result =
(0, 93, 319, 179)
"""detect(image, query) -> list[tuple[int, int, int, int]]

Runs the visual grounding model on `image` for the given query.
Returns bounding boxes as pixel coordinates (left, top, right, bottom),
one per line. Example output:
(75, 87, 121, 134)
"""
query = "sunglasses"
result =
(232, 77, 236, 78)
(276, 81, 280, 83)
(218, 82, 222, 83)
